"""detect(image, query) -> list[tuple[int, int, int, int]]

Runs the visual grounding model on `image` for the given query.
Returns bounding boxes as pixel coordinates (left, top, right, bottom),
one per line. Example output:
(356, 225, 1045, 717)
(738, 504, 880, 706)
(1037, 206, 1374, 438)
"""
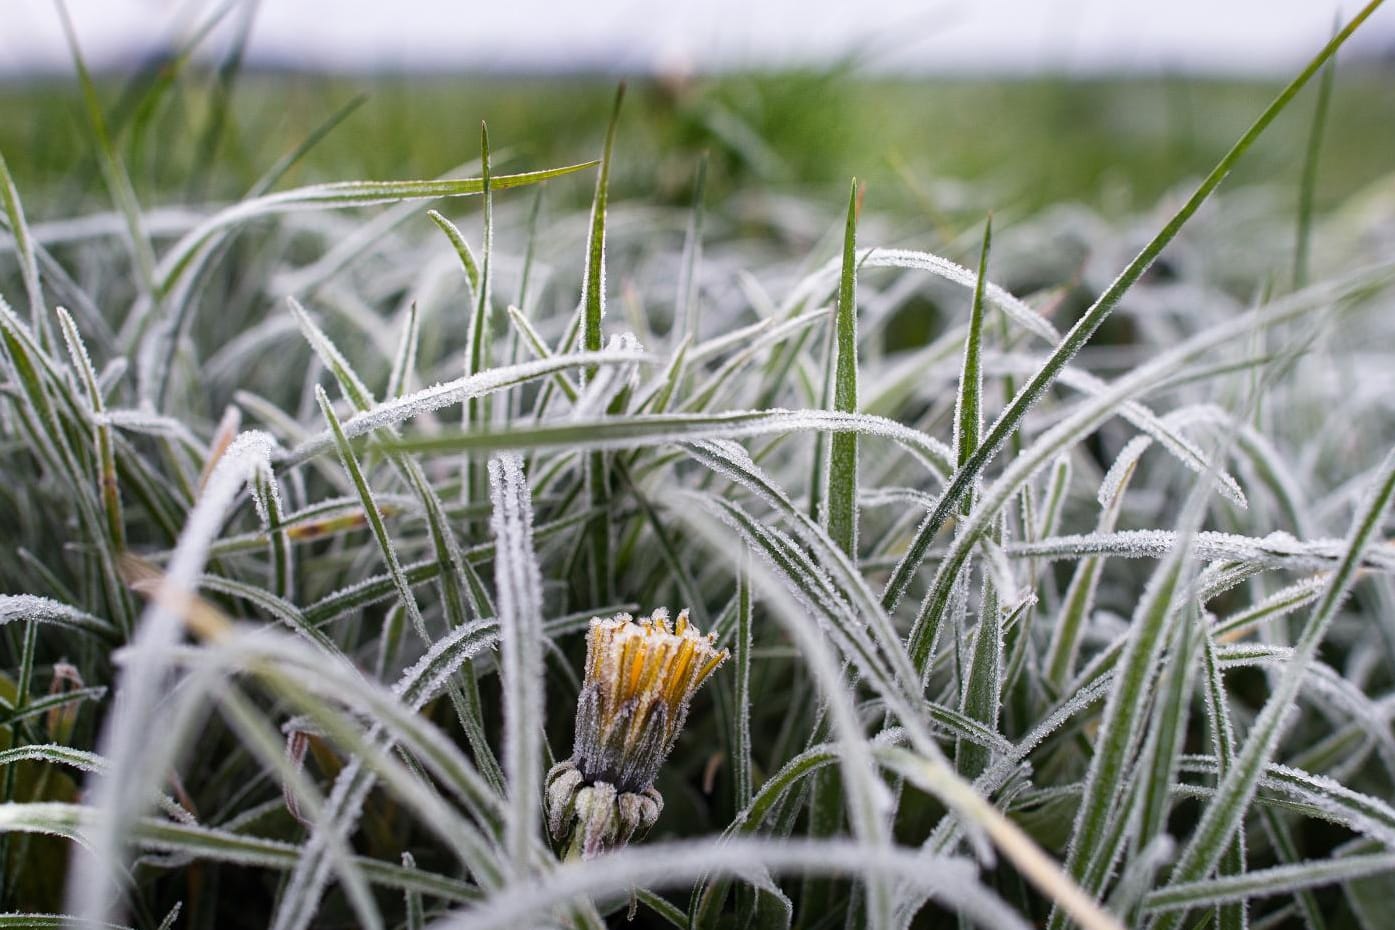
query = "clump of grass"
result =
(3, 3, 1395, 929)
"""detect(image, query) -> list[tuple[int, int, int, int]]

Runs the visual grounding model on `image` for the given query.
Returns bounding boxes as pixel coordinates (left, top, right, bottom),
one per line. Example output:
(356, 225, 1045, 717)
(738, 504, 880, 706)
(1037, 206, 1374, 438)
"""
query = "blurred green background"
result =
(3, 68, 1393, 221)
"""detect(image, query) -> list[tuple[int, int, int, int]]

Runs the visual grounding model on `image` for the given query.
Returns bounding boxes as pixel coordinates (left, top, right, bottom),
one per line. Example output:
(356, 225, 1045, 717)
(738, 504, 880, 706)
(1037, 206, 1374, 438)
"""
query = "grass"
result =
(3, 3, 1395, 929)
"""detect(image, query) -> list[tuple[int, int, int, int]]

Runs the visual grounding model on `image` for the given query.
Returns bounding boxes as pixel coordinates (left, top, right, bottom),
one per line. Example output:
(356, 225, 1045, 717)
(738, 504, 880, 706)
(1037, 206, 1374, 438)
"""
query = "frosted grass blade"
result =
(157, 161, 596, 295)
(487, 454, 545, 870)
(581, 85, 625, 603)
(65, 430, 278, 926)
(0, 151, 45, 339)
(825, 178, 861, 558)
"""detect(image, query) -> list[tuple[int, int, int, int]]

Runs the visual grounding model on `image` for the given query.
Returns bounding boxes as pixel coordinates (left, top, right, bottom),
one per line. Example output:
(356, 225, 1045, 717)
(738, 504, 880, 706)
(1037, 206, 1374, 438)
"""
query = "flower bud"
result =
(545, 608, 726, 858)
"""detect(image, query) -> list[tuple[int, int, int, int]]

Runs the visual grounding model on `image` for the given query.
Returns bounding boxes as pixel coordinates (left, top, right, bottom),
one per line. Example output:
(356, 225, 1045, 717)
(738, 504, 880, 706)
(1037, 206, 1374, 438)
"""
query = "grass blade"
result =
(0, 152, 45, 340)
(157, 161, 596, 295)
(487, 454, 546, 870)
(824, 178, 861, 558)
(582, 84, 625, 604)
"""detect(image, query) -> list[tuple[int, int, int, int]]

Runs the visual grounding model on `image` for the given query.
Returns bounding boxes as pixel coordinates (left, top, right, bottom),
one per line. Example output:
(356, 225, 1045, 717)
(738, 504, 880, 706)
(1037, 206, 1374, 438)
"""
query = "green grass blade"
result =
(955, 215, 992, 477)
(582, 84, 625, 605)
(1200, 624, 1247, 930)
(285, 349, 652, 465)
(247, 94, 369, 200)
(674, 153, 708, 341)
(463, 125, 495, 513)
(55, 0, 158, 302)
(249, 466, 294, 601)
(734, 552, 754, 808)
(386, 409, 951, 477)
(0, 595, 119, 642)
(56, 308, 125, 557)
(1258, 808, 1329, 930)
(505, 305, 581, 402)
(956, 567, 1002, 780)
(1293, 30, 1337, 291)
(0, 151, 45, 341)
(825, 178, 861, 559)
(582, 84, 624, 363)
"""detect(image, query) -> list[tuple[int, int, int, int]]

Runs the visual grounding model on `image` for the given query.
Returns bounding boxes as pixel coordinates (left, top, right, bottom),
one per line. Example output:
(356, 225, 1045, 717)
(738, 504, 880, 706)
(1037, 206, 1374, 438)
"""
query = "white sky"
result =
(4, 0, 1395, 76)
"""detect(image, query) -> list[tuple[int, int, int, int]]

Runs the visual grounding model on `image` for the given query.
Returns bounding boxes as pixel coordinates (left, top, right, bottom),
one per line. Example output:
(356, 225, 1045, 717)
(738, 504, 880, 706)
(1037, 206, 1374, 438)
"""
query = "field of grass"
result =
(2, 7, 1395, 930)
(5, 66, 1395, 214)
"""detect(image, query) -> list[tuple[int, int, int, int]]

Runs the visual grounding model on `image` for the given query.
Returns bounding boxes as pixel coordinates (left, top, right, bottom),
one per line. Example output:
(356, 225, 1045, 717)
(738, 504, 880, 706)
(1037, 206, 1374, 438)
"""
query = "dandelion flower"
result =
(546, 607, 728, 858)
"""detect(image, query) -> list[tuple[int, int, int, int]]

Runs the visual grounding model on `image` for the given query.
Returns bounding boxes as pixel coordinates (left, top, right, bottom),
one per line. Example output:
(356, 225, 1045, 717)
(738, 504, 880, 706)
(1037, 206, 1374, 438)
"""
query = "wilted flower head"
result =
(547, 608, 727, 858)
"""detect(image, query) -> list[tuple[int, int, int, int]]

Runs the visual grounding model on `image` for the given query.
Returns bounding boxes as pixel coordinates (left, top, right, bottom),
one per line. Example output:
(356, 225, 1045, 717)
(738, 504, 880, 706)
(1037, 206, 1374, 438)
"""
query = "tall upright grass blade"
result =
(1293, 26, 1337, 291)
(315, 386, 426, 641)
(955, 216, 992, 479)
(581, 84, 625, 605)
(55, 0, 158, 303)
(956, 568, 1001, 780)
(675, 154, 708, 342)
(387, 301, 421, 400)
(0, 152, 45, 341)
(488, 453, 546, 871)
(824, 178, 862, 559)
(463, 125, 495, 512)
(56, 308, 126, 559)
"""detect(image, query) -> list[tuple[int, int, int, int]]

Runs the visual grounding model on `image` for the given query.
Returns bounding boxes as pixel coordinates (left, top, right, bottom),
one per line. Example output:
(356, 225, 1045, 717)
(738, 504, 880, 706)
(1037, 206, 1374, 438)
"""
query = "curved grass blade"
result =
(0, 802, 479, 903)
(156, 161, 596, 296)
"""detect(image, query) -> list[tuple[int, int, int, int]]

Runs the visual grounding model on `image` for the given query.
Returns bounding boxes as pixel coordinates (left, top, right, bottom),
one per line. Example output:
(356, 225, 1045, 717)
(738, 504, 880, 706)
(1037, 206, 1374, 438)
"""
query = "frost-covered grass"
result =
(3, 4, 1395, 929)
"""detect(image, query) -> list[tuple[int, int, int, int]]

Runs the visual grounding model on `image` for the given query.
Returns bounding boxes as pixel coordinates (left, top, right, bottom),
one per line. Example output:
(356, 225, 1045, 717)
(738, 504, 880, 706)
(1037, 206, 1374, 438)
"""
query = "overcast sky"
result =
(4, 0, 1395, 76)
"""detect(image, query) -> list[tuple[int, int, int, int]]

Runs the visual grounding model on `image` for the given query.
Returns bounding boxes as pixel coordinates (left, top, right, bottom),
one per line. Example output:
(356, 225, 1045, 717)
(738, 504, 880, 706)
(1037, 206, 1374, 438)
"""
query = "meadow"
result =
(2, 6, 1395, 929)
